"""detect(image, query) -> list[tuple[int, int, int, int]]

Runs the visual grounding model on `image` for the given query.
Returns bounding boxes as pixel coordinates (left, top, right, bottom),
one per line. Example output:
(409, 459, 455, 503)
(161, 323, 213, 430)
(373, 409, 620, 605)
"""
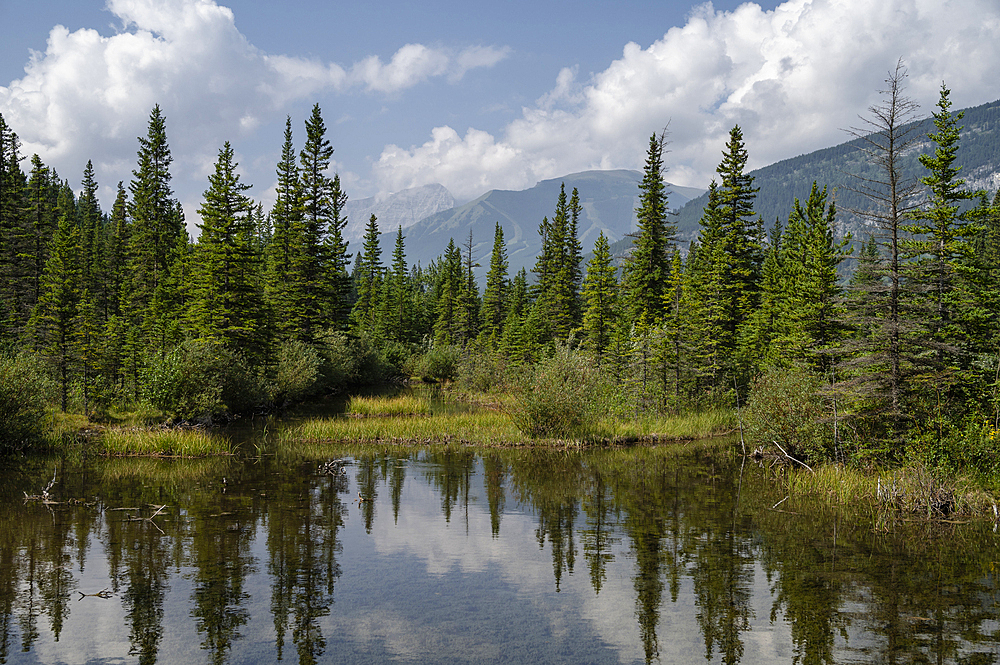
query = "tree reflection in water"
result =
(0, 445, 998, 664)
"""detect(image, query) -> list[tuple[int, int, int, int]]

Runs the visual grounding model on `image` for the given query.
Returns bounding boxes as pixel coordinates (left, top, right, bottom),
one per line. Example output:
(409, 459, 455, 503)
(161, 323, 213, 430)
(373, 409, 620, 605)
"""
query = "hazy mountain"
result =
(343, 183, 456, 242)
(375, 169, 704, 280)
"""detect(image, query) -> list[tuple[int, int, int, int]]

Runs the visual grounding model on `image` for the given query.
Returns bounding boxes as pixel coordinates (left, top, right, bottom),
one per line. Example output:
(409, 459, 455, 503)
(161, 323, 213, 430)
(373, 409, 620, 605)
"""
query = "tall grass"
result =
(346, 394, 431, 417)
(281, 410, 526, 446)
(100, 427, 231, 457)
(782, 462, 996, 518)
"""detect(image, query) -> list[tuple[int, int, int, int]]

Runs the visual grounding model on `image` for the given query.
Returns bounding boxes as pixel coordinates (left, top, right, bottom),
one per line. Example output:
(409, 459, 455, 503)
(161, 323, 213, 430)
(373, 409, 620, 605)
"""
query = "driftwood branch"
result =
(78, 588, 113, 600)
(772, 440, 815, 474)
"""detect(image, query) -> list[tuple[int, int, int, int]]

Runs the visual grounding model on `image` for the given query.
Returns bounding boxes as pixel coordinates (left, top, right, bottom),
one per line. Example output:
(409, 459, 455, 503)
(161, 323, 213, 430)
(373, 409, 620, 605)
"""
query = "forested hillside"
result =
(671, 97, 1000, 241)
(3, 78, 1000, 477)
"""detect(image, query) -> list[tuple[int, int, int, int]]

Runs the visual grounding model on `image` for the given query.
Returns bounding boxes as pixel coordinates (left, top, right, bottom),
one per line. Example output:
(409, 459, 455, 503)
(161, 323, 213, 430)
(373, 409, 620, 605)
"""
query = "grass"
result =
(281, 410, 527, 446)
(281, 399, 737, 449)
(99, 427, 231, 457)
(604, 407, 738, 441)
(780, 462, 997, 518)
(346, 393, 431, 417)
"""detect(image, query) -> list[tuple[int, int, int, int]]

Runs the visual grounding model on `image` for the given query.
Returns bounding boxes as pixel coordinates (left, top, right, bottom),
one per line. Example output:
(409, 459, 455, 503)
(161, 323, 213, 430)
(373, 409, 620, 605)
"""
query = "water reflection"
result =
(0, 445, 999, 664)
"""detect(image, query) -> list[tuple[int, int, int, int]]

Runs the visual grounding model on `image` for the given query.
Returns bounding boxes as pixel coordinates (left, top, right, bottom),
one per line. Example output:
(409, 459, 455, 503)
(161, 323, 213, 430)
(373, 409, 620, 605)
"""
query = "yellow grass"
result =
(99, 427, 231, 457)
(346, 393, 432, 417)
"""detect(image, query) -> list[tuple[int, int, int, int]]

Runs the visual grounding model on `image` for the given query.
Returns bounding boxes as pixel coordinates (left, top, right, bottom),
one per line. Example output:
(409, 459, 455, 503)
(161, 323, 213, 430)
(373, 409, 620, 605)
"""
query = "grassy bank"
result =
(99, 427, 231, 457)
(280, 397, 736, 448)
(764, 461, 997, 520)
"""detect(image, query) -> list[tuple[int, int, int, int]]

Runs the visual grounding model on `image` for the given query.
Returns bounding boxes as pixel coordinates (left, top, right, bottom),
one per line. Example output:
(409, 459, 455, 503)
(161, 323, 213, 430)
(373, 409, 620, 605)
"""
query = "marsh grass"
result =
(281, 410, 528, 446)
(346, 394, 431, 417)
(781, 462, 996, 518)
(280, 399, 736, 449)
(607, 408, 737, 441)
(100, 427, 231, 457)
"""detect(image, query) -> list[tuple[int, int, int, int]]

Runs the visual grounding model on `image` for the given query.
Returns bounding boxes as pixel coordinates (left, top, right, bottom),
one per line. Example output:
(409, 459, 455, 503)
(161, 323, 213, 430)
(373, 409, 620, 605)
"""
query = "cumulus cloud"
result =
(374, 0, 1000, 200)
(0, 0, 508, 209)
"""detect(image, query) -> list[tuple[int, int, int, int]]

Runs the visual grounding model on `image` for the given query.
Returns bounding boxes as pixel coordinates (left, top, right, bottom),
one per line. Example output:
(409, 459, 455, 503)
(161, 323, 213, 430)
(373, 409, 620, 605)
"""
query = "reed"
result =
(281, 410, 528, 446)
(346, 394, 431, 417)
(99, 427, 231, 457)
(602, 407, 737, 442)
(784, 462, 997, 518)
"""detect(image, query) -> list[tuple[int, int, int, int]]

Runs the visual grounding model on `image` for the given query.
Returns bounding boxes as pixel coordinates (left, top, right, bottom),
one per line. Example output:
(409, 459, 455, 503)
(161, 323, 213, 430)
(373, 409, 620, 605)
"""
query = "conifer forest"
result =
(4, 69, 1000, 480)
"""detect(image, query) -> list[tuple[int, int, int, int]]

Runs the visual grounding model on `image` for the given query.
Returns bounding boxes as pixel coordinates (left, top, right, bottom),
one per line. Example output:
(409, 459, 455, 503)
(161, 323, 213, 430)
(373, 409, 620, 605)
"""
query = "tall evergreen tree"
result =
(906, 83, 976, 370)
(842, 60, 923, 428)
(29, 211, 84, 410)
(126, 105, 183, 356)
(351, 214, 383, 331)
(290, 104, 351, 340)
(267, 117, 303, 339)
(621, 132, 673, 326)
(480, 222, 509, 344)
(191, 142, 264, 359)
(581, 232, 617, 360)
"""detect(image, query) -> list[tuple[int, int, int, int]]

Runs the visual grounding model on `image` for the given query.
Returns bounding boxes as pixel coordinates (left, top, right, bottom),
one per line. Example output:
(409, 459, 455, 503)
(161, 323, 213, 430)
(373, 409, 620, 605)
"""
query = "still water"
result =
(2, 441, 999, 664)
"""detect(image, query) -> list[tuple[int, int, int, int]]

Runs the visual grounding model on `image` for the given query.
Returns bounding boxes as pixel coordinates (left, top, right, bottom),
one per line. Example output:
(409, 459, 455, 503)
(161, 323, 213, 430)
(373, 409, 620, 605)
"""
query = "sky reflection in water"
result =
(2, 445, 999, 664)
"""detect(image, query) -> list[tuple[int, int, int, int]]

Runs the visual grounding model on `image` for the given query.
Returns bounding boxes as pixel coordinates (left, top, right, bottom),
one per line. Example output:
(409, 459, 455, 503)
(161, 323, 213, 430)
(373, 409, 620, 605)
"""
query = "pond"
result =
(2, 440, 999, 664)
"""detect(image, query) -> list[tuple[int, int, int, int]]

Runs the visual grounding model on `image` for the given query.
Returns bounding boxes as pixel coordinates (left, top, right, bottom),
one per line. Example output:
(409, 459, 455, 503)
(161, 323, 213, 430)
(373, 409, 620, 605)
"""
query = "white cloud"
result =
(0, 0, 508, 214)
(374, 0, 1000, 200)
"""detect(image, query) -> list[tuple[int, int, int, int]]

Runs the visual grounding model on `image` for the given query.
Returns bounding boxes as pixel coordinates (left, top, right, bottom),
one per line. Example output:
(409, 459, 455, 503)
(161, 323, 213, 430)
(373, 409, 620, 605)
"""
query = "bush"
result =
(507, 345, 602, 439)
(142, 339, 267, 422)
(456, 348, 517, 393)
(413, 344, 462, 382)
(0, 353, 53, 450)
(272, 339, 322, 404)
(745, 366, 835, 464)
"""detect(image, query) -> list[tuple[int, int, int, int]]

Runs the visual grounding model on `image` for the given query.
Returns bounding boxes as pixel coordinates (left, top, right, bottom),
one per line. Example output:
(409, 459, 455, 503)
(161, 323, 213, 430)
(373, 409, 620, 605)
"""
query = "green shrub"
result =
(142, 339, 267, 422)
(745, 366, 835, 464)
(508, 345, 601, 439)
(316, 330, 357, 388)
(273, 339, 322, 404)
(0, 352, 53, 450)
(456, 348, 517, 393)
(414, 344, 462, 382)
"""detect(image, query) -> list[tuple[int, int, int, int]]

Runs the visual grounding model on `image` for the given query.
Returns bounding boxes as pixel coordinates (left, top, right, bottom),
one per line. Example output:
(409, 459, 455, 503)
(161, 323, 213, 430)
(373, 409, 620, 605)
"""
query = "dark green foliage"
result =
(745, 366, 835, 464)
(0, 352, 52, 450)
(142, 339, 267, 422)
(272, 339, 322, 405)
(581, 232, 617, 359)
(412, 344, 462, 382)
(621, 132, 673, 326)
(480, 222, 509, 343)
(351, 214, 383, 329)
(191, 142, 265, 361)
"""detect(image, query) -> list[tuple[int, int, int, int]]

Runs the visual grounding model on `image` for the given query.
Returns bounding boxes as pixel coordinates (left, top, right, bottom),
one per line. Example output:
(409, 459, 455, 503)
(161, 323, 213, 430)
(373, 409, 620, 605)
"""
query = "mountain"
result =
(376, 169, 704, 280)
(343, 183, 456, 242)
(668, 98, 1000, 244)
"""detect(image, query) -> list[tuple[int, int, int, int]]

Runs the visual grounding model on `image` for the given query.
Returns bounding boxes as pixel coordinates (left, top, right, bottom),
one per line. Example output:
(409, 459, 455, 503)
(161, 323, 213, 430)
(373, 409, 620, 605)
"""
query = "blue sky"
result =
(3, 0, 1000, 225)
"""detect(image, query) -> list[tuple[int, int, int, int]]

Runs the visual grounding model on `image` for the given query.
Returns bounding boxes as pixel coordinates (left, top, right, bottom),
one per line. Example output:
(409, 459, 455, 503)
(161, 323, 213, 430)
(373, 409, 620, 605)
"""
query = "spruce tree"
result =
(384, 226, 412, 343)
(192, 141, 264, 359)
(906, 83, 976, 371)
(621, 132, 673, 326)
(351, 214, 383, 331)
(267, 117, 303, 339)
(581, 232, 617, 360)
(29, 211, 84, 410)
(127, 105, 183, 356)
(290, 104, 351, 341)
(842, 60, 923, 428)
(480, 222, 509, 344)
